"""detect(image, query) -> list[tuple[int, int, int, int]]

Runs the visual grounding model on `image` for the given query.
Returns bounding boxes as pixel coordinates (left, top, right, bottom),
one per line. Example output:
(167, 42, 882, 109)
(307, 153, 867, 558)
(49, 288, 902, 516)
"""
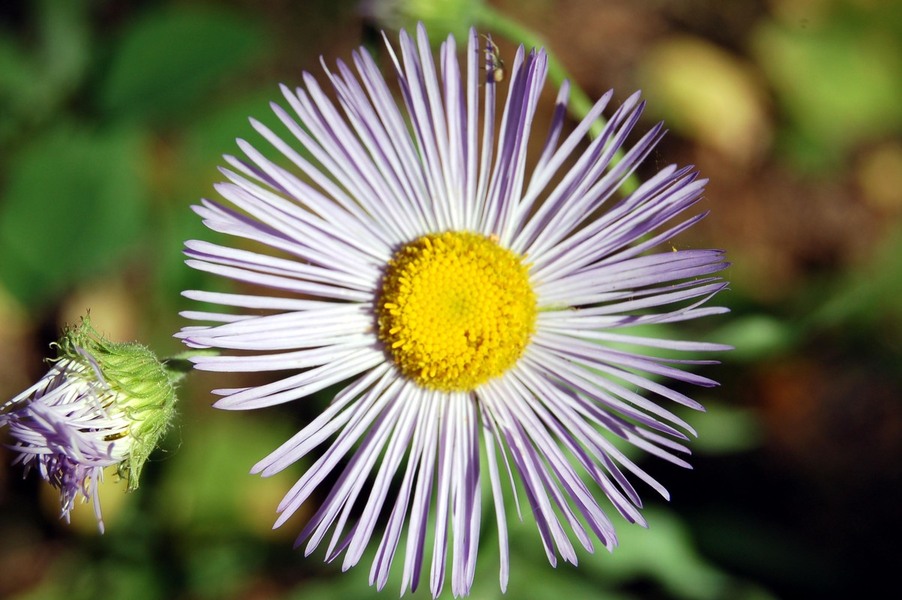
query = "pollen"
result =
(376, 231, 537, 392)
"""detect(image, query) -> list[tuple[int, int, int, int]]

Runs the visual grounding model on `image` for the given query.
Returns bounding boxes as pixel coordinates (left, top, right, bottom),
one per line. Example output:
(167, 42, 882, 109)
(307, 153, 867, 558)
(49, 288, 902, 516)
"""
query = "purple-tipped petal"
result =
(178, 24, 729, 597)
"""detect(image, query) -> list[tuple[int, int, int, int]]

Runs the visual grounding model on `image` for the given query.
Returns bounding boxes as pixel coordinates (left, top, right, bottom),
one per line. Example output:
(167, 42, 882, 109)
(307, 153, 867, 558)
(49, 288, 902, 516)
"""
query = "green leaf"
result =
(709, 314, 798, 362)
(582, 508, 779, 600)
(0, 125, 147, 307)
(154, 408, 303, 536)
(98, 7, 267, 124)
(806, 225, 902, 329)
(690, 402, 762, 454)
(180, 89, 291, 198)
(0, 0, 90, 141)
(753, 9, 902, 170)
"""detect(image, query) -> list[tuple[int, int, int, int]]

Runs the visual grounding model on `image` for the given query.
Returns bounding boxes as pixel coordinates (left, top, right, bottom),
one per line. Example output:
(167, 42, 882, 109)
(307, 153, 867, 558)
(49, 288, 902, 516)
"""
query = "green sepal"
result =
(56, 317, 178, 490)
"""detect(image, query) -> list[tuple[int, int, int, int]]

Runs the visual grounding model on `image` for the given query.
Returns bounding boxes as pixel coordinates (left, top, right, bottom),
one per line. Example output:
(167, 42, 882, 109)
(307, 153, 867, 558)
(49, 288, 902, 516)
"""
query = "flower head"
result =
(1, 318, 177, 532)
(180, 25, 729, 597)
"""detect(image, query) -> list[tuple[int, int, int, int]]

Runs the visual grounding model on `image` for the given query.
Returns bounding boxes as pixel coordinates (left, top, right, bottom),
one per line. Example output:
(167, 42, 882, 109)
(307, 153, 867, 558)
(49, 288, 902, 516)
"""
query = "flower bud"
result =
(0, 318, 177, 532)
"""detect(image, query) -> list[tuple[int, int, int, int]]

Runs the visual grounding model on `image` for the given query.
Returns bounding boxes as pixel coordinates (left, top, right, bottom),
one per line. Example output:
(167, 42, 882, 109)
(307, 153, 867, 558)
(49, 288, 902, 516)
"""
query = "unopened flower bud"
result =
(0, 318, 178, 532)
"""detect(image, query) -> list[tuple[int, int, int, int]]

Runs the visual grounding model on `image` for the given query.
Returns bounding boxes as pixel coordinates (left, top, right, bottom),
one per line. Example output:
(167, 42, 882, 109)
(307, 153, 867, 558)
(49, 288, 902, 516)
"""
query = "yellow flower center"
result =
(376, 231, 537, 392)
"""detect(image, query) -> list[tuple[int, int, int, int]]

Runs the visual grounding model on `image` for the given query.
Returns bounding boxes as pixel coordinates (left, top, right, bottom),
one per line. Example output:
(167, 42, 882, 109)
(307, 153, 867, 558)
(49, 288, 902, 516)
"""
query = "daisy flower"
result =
(179, 24, 729, 597)
(1, 319, 177, 532)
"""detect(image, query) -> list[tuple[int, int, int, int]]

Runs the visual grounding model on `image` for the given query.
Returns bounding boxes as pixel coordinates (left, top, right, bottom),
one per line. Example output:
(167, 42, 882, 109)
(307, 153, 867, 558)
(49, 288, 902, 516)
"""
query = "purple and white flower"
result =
(1, 320, 177, 532)
(179, 24, 729, 597)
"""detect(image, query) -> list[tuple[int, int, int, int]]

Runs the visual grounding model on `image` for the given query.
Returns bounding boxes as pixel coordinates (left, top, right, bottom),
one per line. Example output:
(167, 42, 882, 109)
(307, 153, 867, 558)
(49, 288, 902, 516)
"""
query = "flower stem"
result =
(162, 350, 216, 384)
(474, 4, 640, 193)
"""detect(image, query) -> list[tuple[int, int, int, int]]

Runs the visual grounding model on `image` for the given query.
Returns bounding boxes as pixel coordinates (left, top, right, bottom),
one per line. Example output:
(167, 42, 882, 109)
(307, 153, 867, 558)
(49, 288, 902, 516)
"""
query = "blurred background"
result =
(1, 0, 900, 598)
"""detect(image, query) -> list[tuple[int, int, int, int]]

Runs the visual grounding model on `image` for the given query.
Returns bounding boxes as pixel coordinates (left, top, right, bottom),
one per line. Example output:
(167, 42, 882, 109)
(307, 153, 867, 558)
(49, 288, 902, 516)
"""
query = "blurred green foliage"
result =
(0, 125, 146, 303)
(0, 0, 269, 311)
(0, 0, 89, 142)
(98, 7, 266, 123)
(753, 0, 902, 171)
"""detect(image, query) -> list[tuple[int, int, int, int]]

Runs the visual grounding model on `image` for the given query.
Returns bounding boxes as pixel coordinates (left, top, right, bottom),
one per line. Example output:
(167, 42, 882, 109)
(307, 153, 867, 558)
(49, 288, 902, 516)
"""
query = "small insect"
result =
(482, 35, 505, 83)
